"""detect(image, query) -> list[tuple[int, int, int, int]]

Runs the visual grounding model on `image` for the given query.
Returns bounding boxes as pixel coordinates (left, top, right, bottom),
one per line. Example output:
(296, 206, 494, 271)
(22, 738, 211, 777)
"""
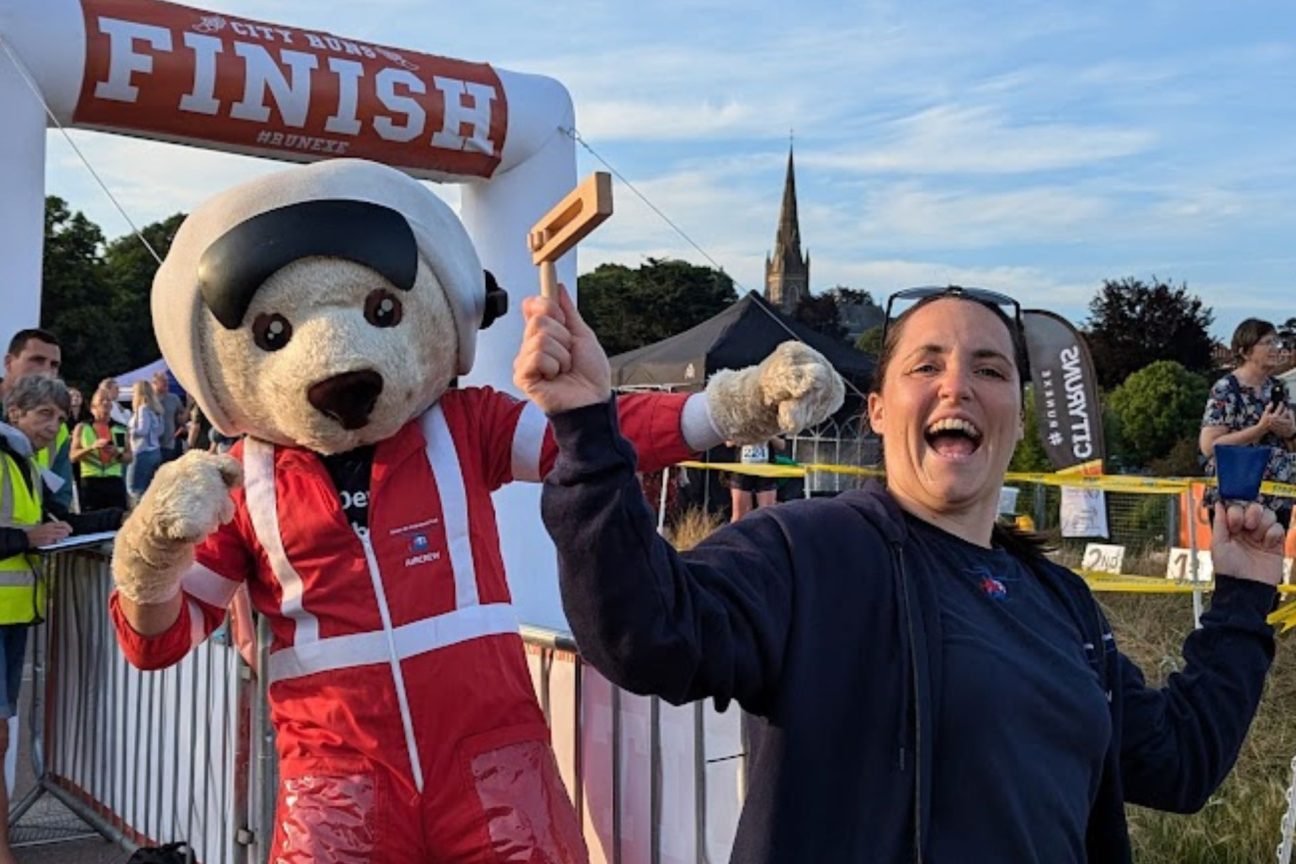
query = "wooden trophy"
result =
(528, 171, 613, 298)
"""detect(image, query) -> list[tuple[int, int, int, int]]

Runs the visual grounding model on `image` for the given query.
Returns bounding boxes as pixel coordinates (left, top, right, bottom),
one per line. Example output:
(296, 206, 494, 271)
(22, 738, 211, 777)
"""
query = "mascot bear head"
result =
(153, 158, 507, 455)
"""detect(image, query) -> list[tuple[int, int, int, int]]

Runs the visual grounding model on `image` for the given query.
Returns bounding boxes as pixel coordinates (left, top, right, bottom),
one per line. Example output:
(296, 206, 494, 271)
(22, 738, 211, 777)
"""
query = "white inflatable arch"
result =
(0, 0, 578, 627)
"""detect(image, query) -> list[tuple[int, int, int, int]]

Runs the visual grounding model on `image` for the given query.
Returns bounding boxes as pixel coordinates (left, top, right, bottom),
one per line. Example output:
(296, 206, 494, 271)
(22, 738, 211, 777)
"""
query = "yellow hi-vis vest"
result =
(34, 423, 69, 472)
(0, 451, 46, 625)
(79, 423, 125, 479)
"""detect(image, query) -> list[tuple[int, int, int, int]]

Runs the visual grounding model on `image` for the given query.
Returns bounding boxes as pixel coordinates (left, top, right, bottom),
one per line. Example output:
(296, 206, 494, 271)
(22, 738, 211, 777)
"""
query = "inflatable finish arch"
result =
(0, 0, 577, 627)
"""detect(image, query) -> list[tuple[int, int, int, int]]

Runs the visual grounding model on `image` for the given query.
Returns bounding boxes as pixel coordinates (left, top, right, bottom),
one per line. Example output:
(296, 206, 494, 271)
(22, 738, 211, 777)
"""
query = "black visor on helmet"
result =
(197, 199, 418, 329)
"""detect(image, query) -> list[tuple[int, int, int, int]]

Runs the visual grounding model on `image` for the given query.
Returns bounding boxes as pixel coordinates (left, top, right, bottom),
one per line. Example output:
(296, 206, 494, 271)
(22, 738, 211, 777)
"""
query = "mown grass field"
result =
(1109, 593, 1294, 863)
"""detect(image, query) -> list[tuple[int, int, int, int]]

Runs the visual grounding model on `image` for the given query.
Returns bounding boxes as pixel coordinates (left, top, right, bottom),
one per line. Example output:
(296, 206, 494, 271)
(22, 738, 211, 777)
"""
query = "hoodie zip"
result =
(893, 543, 925, 864)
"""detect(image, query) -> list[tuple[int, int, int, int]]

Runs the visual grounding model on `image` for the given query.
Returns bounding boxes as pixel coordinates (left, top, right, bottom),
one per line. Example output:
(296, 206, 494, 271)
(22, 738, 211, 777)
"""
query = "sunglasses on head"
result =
(880, 285, 1029, 378)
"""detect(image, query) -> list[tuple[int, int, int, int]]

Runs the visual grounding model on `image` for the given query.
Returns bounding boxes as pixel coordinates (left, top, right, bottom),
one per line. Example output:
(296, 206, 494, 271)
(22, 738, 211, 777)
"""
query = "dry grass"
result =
(667, 513, 1296, 861)
(665, 507, 728, 551)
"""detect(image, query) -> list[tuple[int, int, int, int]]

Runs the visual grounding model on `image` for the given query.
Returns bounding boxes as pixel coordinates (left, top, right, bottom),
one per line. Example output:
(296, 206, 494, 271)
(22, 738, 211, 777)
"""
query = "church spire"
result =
(764, 142, 810, 315)
(775, 146, 803, 259)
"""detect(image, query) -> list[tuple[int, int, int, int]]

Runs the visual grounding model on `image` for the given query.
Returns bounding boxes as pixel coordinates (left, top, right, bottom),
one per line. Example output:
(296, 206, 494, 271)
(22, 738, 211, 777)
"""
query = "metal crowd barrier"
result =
(520, 625, 743, 864)
(9, 544, 745, 864)
(12, 541, 251, 862)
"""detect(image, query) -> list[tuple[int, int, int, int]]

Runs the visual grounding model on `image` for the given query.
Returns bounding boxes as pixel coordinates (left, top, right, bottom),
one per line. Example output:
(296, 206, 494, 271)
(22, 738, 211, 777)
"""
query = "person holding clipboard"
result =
(0, 375, 121, 864)
(70, 386, 132, 512)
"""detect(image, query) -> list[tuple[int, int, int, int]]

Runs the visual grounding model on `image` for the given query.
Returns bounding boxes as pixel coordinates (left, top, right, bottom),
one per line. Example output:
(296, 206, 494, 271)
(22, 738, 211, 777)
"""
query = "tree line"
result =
(38, 196, 1240, 474)
(39, 196, 184, 391)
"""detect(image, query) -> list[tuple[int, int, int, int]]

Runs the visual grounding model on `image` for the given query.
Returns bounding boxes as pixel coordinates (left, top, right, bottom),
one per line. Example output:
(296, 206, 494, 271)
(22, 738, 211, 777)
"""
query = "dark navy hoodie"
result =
(541, 401, 1277, 863)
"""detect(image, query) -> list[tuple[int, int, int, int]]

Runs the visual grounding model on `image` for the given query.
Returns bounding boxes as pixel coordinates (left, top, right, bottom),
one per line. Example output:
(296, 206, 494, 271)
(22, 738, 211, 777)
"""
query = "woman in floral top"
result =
(1200, 318, 1296, 525)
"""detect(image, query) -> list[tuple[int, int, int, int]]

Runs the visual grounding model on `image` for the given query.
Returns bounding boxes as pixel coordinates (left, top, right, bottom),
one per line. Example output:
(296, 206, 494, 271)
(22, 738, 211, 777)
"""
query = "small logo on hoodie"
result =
(979, 574, 1008, 600)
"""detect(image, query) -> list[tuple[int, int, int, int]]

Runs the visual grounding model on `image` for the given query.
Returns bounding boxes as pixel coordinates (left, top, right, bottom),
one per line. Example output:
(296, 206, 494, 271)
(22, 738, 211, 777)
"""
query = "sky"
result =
(39, 0, 1296, 340)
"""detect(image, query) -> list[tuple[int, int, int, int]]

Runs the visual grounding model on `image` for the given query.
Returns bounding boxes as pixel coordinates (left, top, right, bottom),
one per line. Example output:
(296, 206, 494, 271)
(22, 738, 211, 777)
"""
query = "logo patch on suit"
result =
(404, 534, 440, 567)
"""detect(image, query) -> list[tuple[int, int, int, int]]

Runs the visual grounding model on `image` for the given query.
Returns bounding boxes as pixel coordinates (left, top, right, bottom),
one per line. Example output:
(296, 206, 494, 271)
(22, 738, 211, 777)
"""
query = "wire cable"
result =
(0, 36, 163, 266)
(560, 126, 745, 292)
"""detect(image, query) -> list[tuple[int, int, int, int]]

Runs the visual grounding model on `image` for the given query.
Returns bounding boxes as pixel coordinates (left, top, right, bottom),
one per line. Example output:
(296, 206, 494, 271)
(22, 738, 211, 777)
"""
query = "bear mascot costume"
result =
(109, 158, 844, 863)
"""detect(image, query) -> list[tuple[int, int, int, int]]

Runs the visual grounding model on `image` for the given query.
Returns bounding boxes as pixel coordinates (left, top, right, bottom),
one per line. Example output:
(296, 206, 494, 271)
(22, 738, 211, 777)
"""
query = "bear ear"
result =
(481, 270, 508, 330)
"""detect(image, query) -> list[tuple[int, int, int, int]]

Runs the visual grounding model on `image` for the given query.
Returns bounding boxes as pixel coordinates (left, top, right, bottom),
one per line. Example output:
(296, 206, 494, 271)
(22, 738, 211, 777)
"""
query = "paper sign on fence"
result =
(1166, 548, 1213, 582)
(1060, 487, 1109, 538)
(1082, 543, 1125, 575)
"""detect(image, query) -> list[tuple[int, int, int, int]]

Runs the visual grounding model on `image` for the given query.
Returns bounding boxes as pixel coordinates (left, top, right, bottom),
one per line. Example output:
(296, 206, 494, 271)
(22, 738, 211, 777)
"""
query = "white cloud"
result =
(576, 98, 764, 141)
(806, 257, 1096, 308)
(807, 105, 1155, 175)
(826, 181, 1112, 250)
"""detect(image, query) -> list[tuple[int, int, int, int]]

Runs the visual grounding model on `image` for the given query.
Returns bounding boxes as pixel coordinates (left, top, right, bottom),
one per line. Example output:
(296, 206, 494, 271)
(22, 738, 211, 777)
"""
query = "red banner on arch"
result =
(73, 0, 508, 178)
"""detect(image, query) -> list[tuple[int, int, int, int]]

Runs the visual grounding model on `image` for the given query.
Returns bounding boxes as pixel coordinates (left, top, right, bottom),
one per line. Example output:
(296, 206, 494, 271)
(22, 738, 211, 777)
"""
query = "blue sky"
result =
(43, 0, 1296, 340)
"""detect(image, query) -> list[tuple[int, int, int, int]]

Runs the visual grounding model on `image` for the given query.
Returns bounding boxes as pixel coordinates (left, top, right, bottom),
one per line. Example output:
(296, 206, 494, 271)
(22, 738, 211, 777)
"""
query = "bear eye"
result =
(364, 289, 403, 328)
(252, 313, 293, 352)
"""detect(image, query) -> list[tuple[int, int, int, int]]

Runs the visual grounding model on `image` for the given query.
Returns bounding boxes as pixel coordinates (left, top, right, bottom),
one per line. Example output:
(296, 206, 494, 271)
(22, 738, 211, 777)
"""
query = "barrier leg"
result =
(693, 702, 706, 864)
(8, 614, 46, 827)
(649, 696, 661, 864)
(611, 686, 622, 864)
(1186, 484, 1203, 628)
(4, 716, 15, 799)
(657, 467, 671, 536)
(1278, 753, 1296, 864)
(249, 615, 276, 864)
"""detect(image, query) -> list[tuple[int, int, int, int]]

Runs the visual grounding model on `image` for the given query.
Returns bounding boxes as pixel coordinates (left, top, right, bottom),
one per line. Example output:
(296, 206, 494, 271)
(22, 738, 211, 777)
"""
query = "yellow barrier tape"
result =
(1261, 480, 1296, 498)
(804, 463, 881, 477)
(1269, 601, 1296, 633)
(1080, 572, 1209, 593)
(1083, 572, 1296, 600)
(678, 461, 807, 478)
(680, 458, 1296, 497)
(1003, 472, 1191, 493)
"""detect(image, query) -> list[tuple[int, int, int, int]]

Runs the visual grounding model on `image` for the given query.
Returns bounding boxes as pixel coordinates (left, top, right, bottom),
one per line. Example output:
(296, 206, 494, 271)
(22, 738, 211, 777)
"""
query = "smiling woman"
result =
(533, 285, 1290, 864)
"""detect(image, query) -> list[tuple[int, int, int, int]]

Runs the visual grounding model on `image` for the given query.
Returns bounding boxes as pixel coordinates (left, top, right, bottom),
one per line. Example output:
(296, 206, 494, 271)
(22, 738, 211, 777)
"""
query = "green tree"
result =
(1010, 386, 1053, 473)
(855, 324, 883, 355)
(829, 287, 874, 305)
(830, 286, 884, 341)
(1278, 317, 1296, 350)
(102, 212, 186, 372)
(1105, 360, 1211, 468)
(39, 199, 188, 389)
(1083, 277, 1215, 389)
(794, 292, 845, 341)
(577, 258, 736, 356)
(40, 196, 120, 388)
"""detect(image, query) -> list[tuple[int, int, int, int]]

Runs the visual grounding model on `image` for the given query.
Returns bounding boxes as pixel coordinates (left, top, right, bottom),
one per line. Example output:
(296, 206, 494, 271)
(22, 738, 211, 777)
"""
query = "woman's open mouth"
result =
(924, 417, 983, 460)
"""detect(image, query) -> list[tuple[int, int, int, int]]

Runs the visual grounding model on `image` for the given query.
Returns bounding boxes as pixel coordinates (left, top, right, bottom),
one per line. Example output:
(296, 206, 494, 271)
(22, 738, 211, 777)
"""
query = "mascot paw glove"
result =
(112, 451, 242, 605)
(704, 341, 846, 444)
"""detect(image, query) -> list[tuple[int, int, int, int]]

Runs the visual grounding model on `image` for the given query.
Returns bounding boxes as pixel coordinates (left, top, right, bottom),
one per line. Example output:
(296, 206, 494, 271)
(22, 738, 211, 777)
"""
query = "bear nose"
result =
(307, 370, 384, 430)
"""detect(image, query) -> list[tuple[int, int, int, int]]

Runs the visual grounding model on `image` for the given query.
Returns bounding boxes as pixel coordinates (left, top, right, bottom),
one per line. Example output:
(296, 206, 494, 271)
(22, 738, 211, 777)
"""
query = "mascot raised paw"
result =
(109, 157, 843, 864)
